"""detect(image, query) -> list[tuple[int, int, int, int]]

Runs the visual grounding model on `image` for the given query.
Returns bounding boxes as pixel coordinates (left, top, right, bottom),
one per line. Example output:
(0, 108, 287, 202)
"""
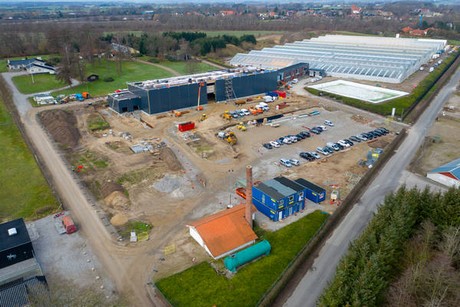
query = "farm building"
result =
(230, 35, 447, 83)
(252, 176, 308, 222)
(426, 157, 460, 188)
(187, 204, 257, 259)
(7, 58, 55, 74)
(107, 63, 308, 114)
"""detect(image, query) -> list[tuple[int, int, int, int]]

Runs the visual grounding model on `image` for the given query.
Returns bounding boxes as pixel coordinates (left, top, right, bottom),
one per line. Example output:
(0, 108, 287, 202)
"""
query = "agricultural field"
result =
(53, 59, 173, 97)
(12, 74, 65, 94)
(203, 30, 283, 38)
(0, 97, 59, 222)
(157, 210, 328, 307)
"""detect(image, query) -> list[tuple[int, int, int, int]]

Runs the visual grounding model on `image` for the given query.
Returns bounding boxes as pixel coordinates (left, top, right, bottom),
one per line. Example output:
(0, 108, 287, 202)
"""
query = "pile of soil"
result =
(159, 147, 183, 171)
(110, 213, 129, 226)
(38, 110, 81, 149)
(104, 191, 130, 210)
(101, 181, 125, 198)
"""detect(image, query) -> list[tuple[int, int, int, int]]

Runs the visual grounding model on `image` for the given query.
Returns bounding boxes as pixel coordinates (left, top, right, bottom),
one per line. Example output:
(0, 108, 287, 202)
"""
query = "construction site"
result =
(38, 78, 399, 279)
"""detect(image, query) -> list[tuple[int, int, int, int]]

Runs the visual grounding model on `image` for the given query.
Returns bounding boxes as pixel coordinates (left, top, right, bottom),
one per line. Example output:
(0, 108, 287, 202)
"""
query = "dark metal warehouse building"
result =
(0, 219, 34, 269)
(108, 63, 308, 114)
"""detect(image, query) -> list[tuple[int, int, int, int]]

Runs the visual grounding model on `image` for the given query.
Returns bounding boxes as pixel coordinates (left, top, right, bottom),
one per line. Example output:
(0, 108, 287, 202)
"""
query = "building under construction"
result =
(107, 63, 308, 114)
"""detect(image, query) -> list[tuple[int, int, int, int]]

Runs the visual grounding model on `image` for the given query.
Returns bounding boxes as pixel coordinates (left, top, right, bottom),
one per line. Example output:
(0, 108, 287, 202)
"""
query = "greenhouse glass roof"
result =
(230, 35, 447, 83)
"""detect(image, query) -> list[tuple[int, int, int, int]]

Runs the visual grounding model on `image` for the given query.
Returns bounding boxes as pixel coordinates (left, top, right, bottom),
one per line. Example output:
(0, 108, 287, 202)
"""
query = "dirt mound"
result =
(159, 147, 183, 171)
(104, 191, 129, 210)
(38, 110, 81, 149)
(101, 181, 125, 198)
(368, 139, 389, 148)
(110, 213, 129, 226)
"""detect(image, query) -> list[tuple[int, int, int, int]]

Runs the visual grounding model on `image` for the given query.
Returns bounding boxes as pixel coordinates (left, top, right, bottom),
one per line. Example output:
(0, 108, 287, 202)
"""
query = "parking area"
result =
(27, 215, 117, 298)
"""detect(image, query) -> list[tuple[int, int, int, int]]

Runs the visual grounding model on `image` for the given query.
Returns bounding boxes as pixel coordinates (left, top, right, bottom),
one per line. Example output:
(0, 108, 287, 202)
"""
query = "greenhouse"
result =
(230, 35, 447, 83)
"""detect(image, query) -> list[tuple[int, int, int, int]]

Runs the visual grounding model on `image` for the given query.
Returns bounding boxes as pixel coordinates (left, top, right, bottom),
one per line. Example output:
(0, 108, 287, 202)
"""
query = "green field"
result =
(203, 30, 283, 38)
(53, 59, 173, 97)
(0, 97, 59, 222)
(158, 61, 217, 75)
(157, 210, 328, 306)
(12, 74, 65, 94)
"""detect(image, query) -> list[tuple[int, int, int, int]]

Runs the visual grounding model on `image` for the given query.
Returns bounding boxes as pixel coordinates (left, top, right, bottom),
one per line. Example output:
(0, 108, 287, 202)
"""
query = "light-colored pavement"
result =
(284, 66, 460, 307)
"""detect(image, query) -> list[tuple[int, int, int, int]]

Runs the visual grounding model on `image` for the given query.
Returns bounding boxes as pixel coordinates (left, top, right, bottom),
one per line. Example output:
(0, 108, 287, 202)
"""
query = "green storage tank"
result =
(224, 240, 271, 273)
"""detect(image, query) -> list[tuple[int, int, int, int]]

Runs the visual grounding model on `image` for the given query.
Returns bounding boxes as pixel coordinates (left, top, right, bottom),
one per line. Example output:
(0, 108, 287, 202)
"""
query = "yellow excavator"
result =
(236, 122, 247, 131)
(221, 111, 232, 121)
(226, 131, 237, 145)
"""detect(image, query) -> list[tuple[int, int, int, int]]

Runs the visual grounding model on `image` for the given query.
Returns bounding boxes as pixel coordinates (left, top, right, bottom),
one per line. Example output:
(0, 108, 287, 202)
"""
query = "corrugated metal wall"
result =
(214, 71, 278, 102)
(144, 83, 208, 114)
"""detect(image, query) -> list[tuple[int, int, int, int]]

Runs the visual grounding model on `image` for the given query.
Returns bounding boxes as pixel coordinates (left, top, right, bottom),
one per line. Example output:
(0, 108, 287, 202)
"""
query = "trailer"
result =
(295, 178, 326, 203)
(62, 215, 77, 234)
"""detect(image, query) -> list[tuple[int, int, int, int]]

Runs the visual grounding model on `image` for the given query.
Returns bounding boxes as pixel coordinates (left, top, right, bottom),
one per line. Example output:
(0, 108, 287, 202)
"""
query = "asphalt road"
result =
(284, 66, 460, 307)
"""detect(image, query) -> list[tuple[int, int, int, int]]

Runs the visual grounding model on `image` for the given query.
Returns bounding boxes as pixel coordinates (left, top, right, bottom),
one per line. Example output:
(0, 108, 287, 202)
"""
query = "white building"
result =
(427, 157, 460, 188)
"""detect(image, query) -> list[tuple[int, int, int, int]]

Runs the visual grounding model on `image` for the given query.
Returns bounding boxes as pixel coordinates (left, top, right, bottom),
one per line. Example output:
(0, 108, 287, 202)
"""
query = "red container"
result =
(178, 121, 195, 132)
(62, 216, 77, 234)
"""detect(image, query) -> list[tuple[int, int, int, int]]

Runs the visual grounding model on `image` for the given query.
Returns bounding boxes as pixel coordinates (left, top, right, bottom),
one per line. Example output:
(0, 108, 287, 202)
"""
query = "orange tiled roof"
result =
(189, 205, 257, 258)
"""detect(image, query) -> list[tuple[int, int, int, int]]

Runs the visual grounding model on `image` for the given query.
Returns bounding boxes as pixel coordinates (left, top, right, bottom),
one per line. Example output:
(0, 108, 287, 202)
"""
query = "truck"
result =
(62, 216, 77, 234)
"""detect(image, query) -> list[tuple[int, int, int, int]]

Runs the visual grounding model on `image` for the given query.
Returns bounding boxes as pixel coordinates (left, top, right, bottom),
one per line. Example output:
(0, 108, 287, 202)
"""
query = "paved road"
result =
(284, 66, 460, 307)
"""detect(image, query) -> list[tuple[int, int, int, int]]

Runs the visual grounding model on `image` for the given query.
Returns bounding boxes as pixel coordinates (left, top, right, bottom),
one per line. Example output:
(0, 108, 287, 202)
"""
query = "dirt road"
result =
(2, 72, 166, 306)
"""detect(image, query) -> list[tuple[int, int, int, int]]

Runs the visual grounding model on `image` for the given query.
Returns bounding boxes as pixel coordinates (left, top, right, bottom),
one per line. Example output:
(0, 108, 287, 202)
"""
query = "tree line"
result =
(319, 186, 460, 306)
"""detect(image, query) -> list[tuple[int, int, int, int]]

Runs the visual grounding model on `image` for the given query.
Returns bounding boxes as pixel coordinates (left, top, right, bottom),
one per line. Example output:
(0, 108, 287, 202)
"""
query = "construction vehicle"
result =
(221, 111, 232, 121)
(199, 114, 207, 122)
(217, 131, 237, 145)
(249, 107, 263, 115)
(236, 122, 247, 131)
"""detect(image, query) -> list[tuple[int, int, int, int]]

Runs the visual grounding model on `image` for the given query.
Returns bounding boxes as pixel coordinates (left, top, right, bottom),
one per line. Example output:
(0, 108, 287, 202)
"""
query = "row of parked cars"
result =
(230, 104, 270, 118)
(298, 127, 389, 162)
(262, 120, 334, 150)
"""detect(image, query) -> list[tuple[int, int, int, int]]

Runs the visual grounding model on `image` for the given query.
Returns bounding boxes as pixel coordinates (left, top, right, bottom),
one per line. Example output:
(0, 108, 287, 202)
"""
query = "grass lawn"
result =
(158, 61, 217, 75)
(53, 59, 173, 97)
(0, 97, 59, 222)
(12, 74, 65, 94)
(157, 210, 328, 307)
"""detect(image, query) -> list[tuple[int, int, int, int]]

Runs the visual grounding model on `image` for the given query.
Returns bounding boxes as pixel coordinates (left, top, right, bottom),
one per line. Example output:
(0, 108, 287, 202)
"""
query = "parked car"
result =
(280, 159, 292, 167)
(316, 147, 330, 156)
(296, 133, 306, 140)
(323, 146, 334, 154)
(241, 109, 251, 116)
(300, 152, 314, 161)
(378, 127, 389, 134)
(326, 142, 340, 151)
(349, 135, 361, 143)
(343, 139, 354, 146)
(299, 131, 311, 138)
(269, 141, 280, 148)
(262, 143, 273, 149)
(362, 132, 373, 140)
(335, 142, 344, 150)
(310, 151, 321, 159)
(277, 137, 285, 145)
(357, 134, 368, 141)
(337, 140, 350, 148)
(289, 159, 300, 166)
(310, 127, 321, 134)
(324, 120, 334, 127)
(318, 125, 328, 131)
